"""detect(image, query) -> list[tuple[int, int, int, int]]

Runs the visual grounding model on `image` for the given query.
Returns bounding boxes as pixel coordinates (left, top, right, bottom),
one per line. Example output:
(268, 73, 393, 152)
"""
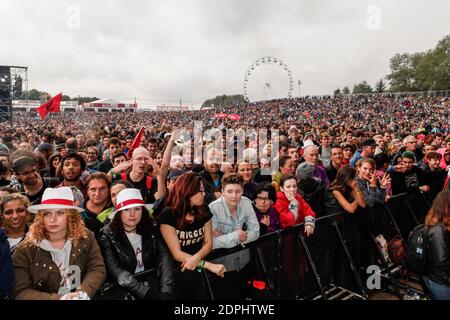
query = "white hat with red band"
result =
(114, 188, 152, 213)
(28, 187, 84, 213)
(108, 188, 153, 220)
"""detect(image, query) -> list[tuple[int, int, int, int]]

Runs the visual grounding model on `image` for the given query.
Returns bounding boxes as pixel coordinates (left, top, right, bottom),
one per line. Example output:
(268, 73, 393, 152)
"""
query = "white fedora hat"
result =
(114, 188, 153, 213)
(28, 187, 84, 213)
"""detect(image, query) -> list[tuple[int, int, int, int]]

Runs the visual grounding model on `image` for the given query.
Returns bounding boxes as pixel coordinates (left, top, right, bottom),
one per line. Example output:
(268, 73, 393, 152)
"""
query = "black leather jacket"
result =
(99, 223, 175, 299)
(427, 224, 450, 285)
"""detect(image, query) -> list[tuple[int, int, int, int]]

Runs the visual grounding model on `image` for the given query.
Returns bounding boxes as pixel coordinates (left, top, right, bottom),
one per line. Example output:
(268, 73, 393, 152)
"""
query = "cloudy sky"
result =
(1, 0, 449, 108)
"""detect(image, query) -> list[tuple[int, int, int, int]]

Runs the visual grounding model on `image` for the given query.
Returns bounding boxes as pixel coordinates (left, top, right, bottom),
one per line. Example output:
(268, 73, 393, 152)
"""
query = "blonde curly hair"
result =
(25, 209, 88, 246)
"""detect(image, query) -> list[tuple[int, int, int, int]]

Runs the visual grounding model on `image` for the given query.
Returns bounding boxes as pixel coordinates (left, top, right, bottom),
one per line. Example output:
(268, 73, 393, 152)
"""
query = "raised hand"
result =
(378, 173, 391, 188)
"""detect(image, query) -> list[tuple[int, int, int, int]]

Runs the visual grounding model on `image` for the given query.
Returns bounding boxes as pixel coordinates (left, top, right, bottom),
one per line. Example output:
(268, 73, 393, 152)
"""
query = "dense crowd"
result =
(0, 94, 449, 301)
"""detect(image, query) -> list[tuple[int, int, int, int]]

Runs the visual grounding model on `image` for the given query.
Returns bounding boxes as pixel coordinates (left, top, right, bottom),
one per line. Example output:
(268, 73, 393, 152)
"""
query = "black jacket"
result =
(99, 223, 175, 299)
(297, 178, 326, 218)
(391, 166, 426, 195)
(199, 170, 223, 205)
(0, 229, 14, 300)
(427, 224, 450, 285)
(422, 167, 447, 201)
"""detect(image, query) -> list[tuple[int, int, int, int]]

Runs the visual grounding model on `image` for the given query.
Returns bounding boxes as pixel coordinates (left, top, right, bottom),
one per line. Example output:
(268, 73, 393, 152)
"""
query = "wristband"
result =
(197, 260, 205, 272)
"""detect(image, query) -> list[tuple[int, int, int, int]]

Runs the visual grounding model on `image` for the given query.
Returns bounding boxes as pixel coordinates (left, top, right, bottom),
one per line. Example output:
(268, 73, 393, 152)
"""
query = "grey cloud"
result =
(1, 0, 448, 108)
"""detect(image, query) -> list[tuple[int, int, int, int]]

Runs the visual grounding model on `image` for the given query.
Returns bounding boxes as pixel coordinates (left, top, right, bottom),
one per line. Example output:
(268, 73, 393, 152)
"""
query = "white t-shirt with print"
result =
(126, 231, 144, 273)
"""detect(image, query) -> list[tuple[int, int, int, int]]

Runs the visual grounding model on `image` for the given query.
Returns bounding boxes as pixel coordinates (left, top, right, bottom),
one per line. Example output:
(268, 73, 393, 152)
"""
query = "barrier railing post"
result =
(274, 231, 283, 300)
(332, 221, 368, 298)
(403, 198, 419, 225)
(384, 204, 404, 242)
(419, 191, 431, 210)
(203, 269, 215, 300)
(298, 232, 328, 300)
(256, 246, 275, 290)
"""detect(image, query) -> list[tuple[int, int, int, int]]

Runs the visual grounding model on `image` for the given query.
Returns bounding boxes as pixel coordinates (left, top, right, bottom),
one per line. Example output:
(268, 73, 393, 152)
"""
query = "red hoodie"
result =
(273, 191, 316, 228)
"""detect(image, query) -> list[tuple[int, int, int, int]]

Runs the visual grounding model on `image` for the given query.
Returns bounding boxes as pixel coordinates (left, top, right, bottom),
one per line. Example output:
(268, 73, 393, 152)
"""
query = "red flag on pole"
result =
(36, 93, 62, 119)
(228, 113, 241, 121)
(127, 127, 144, 159)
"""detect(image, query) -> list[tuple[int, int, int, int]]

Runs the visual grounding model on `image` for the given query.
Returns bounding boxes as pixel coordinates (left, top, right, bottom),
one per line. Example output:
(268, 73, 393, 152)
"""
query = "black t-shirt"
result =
(97, 159, 113, 173)
(82, 200, 111, 240)
(325, 164, 339, 184)
(26, 178, 60, 206)
(113, 173, 158, 204)
(159, 207, 212, 255)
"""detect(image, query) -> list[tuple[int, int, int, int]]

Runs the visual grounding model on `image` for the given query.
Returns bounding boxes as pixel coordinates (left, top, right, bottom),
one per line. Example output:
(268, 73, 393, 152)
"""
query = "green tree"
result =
(333, 88, 341, 95)
(342, 86, 350, 94)
(24, 89, 50, 100)
(352, 80, 373, 94)
(415, 35, 450, 90)
(374, 79, 387, 93)
(72, 96, 100, 105)
(201, 94, 246, 109)
(385, 35, 450, 92)
(61, 95, 72, 101)
(386, 53, 424, 92)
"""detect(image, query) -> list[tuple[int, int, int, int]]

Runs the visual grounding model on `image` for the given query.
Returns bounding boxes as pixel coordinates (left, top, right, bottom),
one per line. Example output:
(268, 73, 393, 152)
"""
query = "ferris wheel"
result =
(243, 56, 294, 102)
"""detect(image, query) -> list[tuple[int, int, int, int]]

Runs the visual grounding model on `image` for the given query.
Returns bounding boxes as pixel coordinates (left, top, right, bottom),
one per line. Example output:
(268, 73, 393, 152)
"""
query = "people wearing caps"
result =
(12, 187, 106, 300)
(302, 139, 316, 151)
(349, 139, 377, 167)
(300, 140, 330, 187)
(296, 162, 315, 180)
(36, 143, 54, 160)
(12, 156, 51, 205)
(303, 132, 314, 142)
(12, 156, 36, 174)
(167, 168, 186, 183)
(417, 133, 426, 145)
(98, 188, 175, 300)
(27, 187, 84, 213)
(401, 151, 415, 161)
(0, 144, 10, 156)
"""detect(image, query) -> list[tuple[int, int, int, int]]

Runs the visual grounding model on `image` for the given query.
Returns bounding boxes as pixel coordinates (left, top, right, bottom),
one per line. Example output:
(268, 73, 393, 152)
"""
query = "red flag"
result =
(228, 113, 241, 121)
(443, 176, 450, 191)
(214, 112, 228, 119)
(127, 127, 144, 159)
(36, 93, 62, 119)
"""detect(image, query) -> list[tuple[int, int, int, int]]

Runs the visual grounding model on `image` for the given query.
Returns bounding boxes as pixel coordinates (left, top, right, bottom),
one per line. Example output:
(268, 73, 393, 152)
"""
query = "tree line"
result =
(18, 89, 99, 105)
(334, 34, 449, 95)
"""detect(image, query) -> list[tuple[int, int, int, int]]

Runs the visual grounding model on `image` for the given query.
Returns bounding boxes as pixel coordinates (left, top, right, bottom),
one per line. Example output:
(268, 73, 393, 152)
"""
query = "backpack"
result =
(121, 173, 153, 190)
(406, 224, 429, 275)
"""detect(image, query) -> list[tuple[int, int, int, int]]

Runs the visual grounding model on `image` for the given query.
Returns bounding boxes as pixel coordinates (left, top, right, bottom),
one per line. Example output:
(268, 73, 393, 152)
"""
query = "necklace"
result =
(124, 227, 137, 233)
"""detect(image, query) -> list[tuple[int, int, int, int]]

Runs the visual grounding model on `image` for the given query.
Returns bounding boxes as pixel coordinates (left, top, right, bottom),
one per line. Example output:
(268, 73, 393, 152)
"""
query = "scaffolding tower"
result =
(0, 65, 28, 123)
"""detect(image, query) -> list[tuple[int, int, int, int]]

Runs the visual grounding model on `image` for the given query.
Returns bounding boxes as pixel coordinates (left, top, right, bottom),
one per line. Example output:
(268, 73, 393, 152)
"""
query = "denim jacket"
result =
(209, 196, 260, 271)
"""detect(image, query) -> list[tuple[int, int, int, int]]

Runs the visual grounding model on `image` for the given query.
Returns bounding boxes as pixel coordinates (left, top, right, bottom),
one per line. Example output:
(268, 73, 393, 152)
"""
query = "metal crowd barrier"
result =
(203, 189, 432, 300)
(94, 190, 432, 300)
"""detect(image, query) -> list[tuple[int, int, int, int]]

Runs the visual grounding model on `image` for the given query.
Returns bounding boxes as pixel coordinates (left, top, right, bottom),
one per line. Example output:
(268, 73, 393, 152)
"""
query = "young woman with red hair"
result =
(159, 172, 225, 299)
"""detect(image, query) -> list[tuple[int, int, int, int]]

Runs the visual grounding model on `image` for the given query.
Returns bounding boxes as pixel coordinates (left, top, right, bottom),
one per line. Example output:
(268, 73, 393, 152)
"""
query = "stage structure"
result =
(0, 65, 28, 122)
